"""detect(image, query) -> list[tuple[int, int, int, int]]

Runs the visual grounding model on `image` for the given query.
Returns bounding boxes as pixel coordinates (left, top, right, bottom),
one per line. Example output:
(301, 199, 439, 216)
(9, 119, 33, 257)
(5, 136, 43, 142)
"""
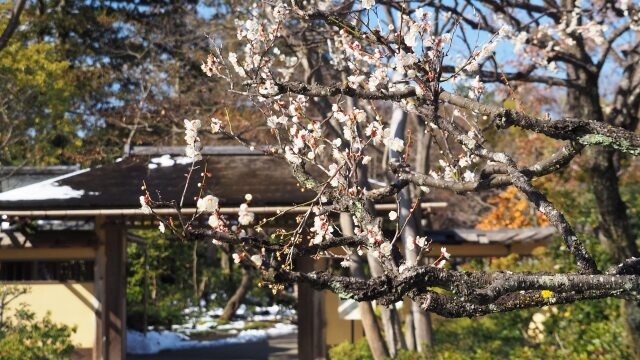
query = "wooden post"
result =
(94, 216, 126, 360)
(297, 256, 327, 360)
(94, 218, 106, 360)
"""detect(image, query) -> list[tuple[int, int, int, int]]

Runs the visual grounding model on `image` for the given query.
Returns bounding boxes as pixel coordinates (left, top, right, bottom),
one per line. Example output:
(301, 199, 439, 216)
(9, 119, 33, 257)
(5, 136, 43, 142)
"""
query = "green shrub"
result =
(329, 339, 373, 360)
(394, 349, 427, 360)
(0, 304, 75, 359)
(329, 339, 430, 360)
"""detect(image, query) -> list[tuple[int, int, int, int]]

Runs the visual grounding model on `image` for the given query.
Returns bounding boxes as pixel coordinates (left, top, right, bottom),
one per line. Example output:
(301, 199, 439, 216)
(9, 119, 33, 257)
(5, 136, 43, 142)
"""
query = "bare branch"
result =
(0, 0, 27, 52)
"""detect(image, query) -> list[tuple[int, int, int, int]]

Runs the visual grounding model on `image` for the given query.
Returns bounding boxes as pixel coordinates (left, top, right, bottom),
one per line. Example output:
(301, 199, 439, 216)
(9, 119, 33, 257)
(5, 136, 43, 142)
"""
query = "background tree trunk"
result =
(219, 266, 252, 321)
(389, 105, 434, 351)
(564, 48, 640, 355)
(341, 213, 390, 360)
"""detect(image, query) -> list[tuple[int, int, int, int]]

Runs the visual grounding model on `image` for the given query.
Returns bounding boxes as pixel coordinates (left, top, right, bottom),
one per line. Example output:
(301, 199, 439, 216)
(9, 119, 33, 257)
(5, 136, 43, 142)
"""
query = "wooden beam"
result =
(0, 202, 447, 217)
(438, 242, 547, 257)
(0, 247, 95, 260)
(316, 241, 548, 258)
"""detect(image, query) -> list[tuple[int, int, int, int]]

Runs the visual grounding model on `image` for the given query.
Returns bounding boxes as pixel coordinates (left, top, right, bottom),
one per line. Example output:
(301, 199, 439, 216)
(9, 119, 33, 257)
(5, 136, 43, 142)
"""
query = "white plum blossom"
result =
(458, 155, 472, 168)
(227, 52, 246, 77)
(469, 76, 485, 98)
(380, 242, 392, 256)
(158, 222, 165, 234)
(243, 19, 261, 41)
(201, 54, 221, 77)
(512, 32, 528, 53)
(211, 117, 223, 133)
(394, 50, 418, 74)
(340, 258, 354, 268)
(273, 3, 289, 21)
(332, 148, 347, 164)
(368, 68, 388, 91)
(238, 204, 255, 225)
(250, 254, 263, 266)
(416, 236, 427, 248)
(258, 79, 279, 96)
(404, 22, 421, 48)
(267, 115, 287, 128)
(463, 170, 476, 182)
(384, 135, 405, 152)
(388, 211, 398, 221)
(364, 224, 383, 245)
(208, 213, 222, 229)
(361, 0, 375, 10)
(311, 215, 333, 244)
(197, 195, 219, 212)
(347, 74, 366, 88)
(328, 163, 341, 187)
(232, 253, 242, 264)
(441, 247, 451, 259)
(365, 122, 384, 144)
(284, 146, 302, 164)
(140, 196, 152, 214)
(353, 109, 367, 123)
(184, 119, 202, 161)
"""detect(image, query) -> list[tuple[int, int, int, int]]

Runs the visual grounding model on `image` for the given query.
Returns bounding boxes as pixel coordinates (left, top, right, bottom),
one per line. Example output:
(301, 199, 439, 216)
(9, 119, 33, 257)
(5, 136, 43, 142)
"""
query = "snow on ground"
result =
(173, 304, 295, 334)
(127, 304, 297, 355)
(127, 323, 297, 355)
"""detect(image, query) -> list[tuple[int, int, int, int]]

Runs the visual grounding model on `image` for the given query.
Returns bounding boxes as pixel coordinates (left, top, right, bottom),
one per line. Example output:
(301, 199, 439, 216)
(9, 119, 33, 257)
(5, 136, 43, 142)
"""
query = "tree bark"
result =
(220, 266, 252, 321)
(564, 47, 640, 355)
(344, 73, 406, 356)
(389, 104, 433, 351)
(366, 252, 407, 356)
(341, 213, 390, 360)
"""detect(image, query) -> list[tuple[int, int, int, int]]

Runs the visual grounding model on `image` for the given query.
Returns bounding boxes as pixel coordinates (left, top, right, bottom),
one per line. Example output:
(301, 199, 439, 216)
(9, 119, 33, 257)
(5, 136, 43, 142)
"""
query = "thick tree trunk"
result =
(340, 213, 390, 360)
(219, 266, 252, 321)
(353, 162, 406, 356)
(564, 57, 640, 355)
(389, 106, 434, 351)
(342, 79, 405, 356)
(404, 308, 416, 351)
(366, 252, 406, 356)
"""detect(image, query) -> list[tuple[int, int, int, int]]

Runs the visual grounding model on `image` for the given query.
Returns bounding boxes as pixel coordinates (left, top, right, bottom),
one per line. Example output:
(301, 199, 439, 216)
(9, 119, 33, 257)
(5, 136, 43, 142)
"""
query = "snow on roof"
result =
(0, 148, 320, 210)
(147, 155, 193, 169)
(0, 169, 93, 201)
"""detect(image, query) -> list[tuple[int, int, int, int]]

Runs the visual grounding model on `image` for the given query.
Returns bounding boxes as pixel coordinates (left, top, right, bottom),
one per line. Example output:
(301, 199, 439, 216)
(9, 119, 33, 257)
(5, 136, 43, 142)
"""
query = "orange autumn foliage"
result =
(476, 187, 550, 230)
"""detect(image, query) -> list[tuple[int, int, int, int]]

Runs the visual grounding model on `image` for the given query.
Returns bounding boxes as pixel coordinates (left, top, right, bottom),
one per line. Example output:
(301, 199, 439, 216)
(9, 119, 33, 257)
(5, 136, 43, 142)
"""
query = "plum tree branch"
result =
(269, 80, 640, 155)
